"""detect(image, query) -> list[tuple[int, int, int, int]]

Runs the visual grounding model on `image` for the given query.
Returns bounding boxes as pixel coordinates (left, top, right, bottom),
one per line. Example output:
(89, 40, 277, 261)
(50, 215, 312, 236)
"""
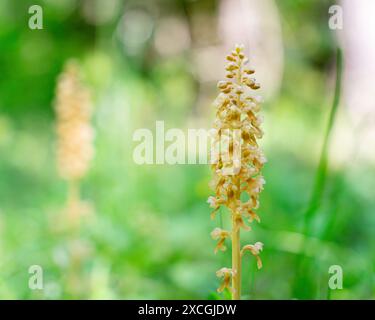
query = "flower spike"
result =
(208, 45, 265, 299)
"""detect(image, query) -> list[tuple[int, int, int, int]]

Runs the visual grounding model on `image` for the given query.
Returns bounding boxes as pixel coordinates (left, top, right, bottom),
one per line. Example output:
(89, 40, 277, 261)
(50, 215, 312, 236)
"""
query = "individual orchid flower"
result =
(210, 228, 231, 254)
(216, 267, 234, 293)
(241, 242, 264, 269)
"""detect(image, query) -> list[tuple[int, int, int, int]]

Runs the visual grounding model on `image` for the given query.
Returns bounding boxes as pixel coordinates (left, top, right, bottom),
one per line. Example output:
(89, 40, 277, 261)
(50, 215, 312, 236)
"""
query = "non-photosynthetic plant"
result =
(208, 45, 266, 300)
(54, 60, 95, 297)
(55, 60, 94, 229)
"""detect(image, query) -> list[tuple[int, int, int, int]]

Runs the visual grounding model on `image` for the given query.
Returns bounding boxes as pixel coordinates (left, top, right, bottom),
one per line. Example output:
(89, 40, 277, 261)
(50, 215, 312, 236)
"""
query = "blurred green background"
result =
(0, 0, 374, 299)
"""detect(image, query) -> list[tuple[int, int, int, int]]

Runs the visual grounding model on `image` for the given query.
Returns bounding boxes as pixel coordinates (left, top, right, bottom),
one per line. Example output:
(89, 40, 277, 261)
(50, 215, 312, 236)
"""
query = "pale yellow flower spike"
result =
(209, 45, 265, 300)
(55, 60, 94, 228)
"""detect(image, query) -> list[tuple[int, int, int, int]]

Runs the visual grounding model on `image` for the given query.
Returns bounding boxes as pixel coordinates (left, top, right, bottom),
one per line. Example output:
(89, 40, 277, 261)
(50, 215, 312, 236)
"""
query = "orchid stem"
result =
(231, 215, 241, 300)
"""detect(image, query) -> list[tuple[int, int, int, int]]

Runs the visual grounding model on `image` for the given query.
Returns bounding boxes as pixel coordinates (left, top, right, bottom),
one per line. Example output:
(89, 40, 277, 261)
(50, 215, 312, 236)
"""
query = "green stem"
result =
(67, 179, 80, 228)
(293, 48, 343, 298)
(302, 48, 343, 235)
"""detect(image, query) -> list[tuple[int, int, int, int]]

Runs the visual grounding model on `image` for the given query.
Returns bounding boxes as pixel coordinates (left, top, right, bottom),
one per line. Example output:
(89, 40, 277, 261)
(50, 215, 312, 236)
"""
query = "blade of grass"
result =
(293, 48, 343, 298)
(302, 48, 343, 235)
